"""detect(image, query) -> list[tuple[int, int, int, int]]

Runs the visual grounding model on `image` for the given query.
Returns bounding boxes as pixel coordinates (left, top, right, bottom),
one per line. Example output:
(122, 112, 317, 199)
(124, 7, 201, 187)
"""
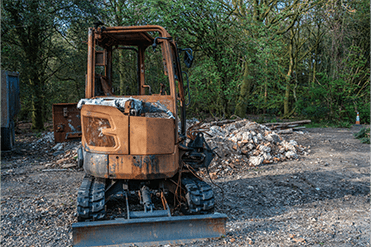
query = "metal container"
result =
(1, 71, 20, 150)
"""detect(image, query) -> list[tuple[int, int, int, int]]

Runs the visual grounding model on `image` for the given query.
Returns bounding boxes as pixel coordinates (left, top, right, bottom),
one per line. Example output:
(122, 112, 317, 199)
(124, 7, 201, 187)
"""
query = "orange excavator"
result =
(53, 24, 226, 246)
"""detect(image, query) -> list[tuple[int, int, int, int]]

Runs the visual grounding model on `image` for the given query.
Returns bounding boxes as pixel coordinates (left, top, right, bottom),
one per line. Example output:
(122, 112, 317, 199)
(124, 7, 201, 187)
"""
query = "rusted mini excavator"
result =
(53, 25, 227, 246)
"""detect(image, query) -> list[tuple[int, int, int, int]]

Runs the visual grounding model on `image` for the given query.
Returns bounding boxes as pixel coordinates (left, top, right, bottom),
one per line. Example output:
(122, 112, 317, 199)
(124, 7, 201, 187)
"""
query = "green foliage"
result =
(2, 0, 98, 129)
(306, 121, 352, 129)
(2, 0, 369, 126)
(353, 127, 370, 144)
(187, 57, 239, 118)
(148, 0, 245, 118)
(296, 72, 370, 124)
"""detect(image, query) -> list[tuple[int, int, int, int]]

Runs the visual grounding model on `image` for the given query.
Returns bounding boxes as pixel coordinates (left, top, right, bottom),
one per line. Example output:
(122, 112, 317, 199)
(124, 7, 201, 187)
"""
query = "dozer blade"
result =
(72, 213, 227, 247)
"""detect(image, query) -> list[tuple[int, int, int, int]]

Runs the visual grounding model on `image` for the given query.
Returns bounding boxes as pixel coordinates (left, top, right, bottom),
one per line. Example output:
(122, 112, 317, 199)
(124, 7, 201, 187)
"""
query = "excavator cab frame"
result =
(85, 25, 187, 134)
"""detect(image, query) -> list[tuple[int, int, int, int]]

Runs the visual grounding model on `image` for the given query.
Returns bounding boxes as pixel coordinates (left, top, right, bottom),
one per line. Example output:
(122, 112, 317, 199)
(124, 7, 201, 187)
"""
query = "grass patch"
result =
(353, 127, 370, 144)
(306, 121, 352, 128)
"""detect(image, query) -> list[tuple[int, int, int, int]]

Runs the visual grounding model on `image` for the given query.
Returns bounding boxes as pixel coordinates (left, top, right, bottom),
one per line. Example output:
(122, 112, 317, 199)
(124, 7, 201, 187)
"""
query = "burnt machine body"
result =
(54, 25, 226, 246)
(81, 26, 182, 181)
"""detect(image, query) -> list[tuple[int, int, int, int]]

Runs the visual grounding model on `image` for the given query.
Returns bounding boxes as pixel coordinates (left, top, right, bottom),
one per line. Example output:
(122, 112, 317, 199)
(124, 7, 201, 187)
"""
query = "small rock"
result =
(53, 151, 64, 156)
(259, 145, 271, 153)
(52, 143, 63, 151)
(282, 141, 296, 152)
(262, 152, 272, 161)
(256, 133, 263, 140)
(289, 140, 298, 146)
(249, 156, 263, 166)
(61, 163, 76, 169)
(285, 151, 298, 159)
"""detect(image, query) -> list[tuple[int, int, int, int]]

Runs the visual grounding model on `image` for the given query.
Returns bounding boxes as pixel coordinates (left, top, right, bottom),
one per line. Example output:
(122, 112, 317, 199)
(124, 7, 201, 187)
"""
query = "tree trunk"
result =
(284, 31, 294, 117)
(31, 75, 45, 130)
(236, 61, 251, 117)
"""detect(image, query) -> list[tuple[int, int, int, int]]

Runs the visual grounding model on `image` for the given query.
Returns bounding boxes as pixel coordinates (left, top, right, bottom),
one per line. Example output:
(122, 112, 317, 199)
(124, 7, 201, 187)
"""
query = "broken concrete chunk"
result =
(249, 156, 263, 166)
(242, 132, 251, 141)
(285, 151, 298, 159)
(256, 133, 263, 141)
(289, 140, 298, 146)
(52, 143, 63, 151)
(236, 133, 243, 141)
(265, 133, 281, 144)
(247, 143, 254, 150)
(259, 145, 271, 153)
(262, 152, 272, 161)
(281, 140, 296, 152)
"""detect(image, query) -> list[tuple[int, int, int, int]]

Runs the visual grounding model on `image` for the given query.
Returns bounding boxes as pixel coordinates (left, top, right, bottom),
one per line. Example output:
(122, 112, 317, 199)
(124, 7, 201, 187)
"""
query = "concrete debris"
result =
(39, 132, 54, 144)
(52, 143, 63, 151)
(249, 156, 264, 166)
(34, 132, 81, 169)
(189, 118, 309, 176)
(285, 151, 298, 159)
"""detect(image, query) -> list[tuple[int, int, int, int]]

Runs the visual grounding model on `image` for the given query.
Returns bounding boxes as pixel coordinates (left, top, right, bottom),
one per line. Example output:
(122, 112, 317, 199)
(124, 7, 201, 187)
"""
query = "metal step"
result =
(129, 209, 170, 219)
(72, 213, 227, 246)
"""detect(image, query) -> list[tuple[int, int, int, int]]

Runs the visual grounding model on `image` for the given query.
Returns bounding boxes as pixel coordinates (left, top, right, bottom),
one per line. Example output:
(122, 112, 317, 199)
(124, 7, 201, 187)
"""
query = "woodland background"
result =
(2, 0, 370, 130)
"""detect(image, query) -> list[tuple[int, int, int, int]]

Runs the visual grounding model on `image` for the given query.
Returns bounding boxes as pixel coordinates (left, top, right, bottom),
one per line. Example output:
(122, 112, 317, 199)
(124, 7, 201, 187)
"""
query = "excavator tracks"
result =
(182, 176, 215, 214)
(73, 174, 225, 246)
(77, 175, 106, 222)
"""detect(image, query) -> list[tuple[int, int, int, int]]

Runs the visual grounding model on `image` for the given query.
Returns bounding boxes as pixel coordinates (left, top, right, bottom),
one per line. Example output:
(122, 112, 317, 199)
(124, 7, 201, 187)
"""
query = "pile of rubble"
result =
(43, 141, 80, 168)
(36, 132, 80, 170)
(193, 119, 309, 177)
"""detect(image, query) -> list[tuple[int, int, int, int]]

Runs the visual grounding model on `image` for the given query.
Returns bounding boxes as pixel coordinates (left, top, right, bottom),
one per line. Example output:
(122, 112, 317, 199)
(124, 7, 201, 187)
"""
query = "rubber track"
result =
(77, 175, 106, 221)
(182, 176, 215, 214)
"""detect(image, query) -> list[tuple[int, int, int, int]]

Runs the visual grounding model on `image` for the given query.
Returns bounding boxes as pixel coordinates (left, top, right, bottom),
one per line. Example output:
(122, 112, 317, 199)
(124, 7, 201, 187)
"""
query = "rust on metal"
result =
(72, 213, 227, 247)
(52, 103, 81, 143)
(81, 105, 129, 154)
(78, 25, 184, 179)
(63, 24, 226, 246)
(108, 151, 179, 179)
(82, 151, 179, 180)
(130, 116, 174, 155)
(83, 117, 115, 147)
(85, 28, 95, 98)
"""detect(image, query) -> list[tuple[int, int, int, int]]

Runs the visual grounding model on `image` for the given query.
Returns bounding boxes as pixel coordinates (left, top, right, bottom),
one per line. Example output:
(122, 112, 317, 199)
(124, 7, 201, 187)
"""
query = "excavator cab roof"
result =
(94, 25, 172, 48)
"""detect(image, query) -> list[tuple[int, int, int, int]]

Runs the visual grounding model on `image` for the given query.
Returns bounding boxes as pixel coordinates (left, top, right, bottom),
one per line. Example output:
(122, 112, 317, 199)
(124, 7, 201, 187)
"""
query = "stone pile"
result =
(37, 132, 54, 144)
(35, 132, 80, 169)
(196, 119, 309, 177)
(43, 141, 80, 169)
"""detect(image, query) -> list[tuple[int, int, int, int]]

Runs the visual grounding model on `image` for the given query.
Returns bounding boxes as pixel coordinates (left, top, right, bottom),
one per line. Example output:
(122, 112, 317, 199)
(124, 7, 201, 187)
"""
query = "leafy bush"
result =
(353, 127, 370, 144)
(296, 73, 370, 124)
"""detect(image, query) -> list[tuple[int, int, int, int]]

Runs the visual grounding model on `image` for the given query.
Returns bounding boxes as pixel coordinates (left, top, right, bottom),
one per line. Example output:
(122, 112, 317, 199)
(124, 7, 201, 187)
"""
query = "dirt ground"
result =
(1, 125, 370, 246)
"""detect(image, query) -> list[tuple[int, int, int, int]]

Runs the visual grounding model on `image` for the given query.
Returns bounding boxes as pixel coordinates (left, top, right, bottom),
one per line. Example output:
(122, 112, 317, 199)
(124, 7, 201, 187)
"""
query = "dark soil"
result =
(1, 125, 369, 246)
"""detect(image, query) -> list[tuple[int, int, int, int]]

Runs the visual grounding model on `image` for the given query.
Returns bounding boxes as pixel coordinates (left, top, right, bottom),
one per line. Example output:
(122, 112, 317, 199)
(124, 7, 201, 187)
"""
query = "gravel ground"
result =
(1, 125, 370, 246)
